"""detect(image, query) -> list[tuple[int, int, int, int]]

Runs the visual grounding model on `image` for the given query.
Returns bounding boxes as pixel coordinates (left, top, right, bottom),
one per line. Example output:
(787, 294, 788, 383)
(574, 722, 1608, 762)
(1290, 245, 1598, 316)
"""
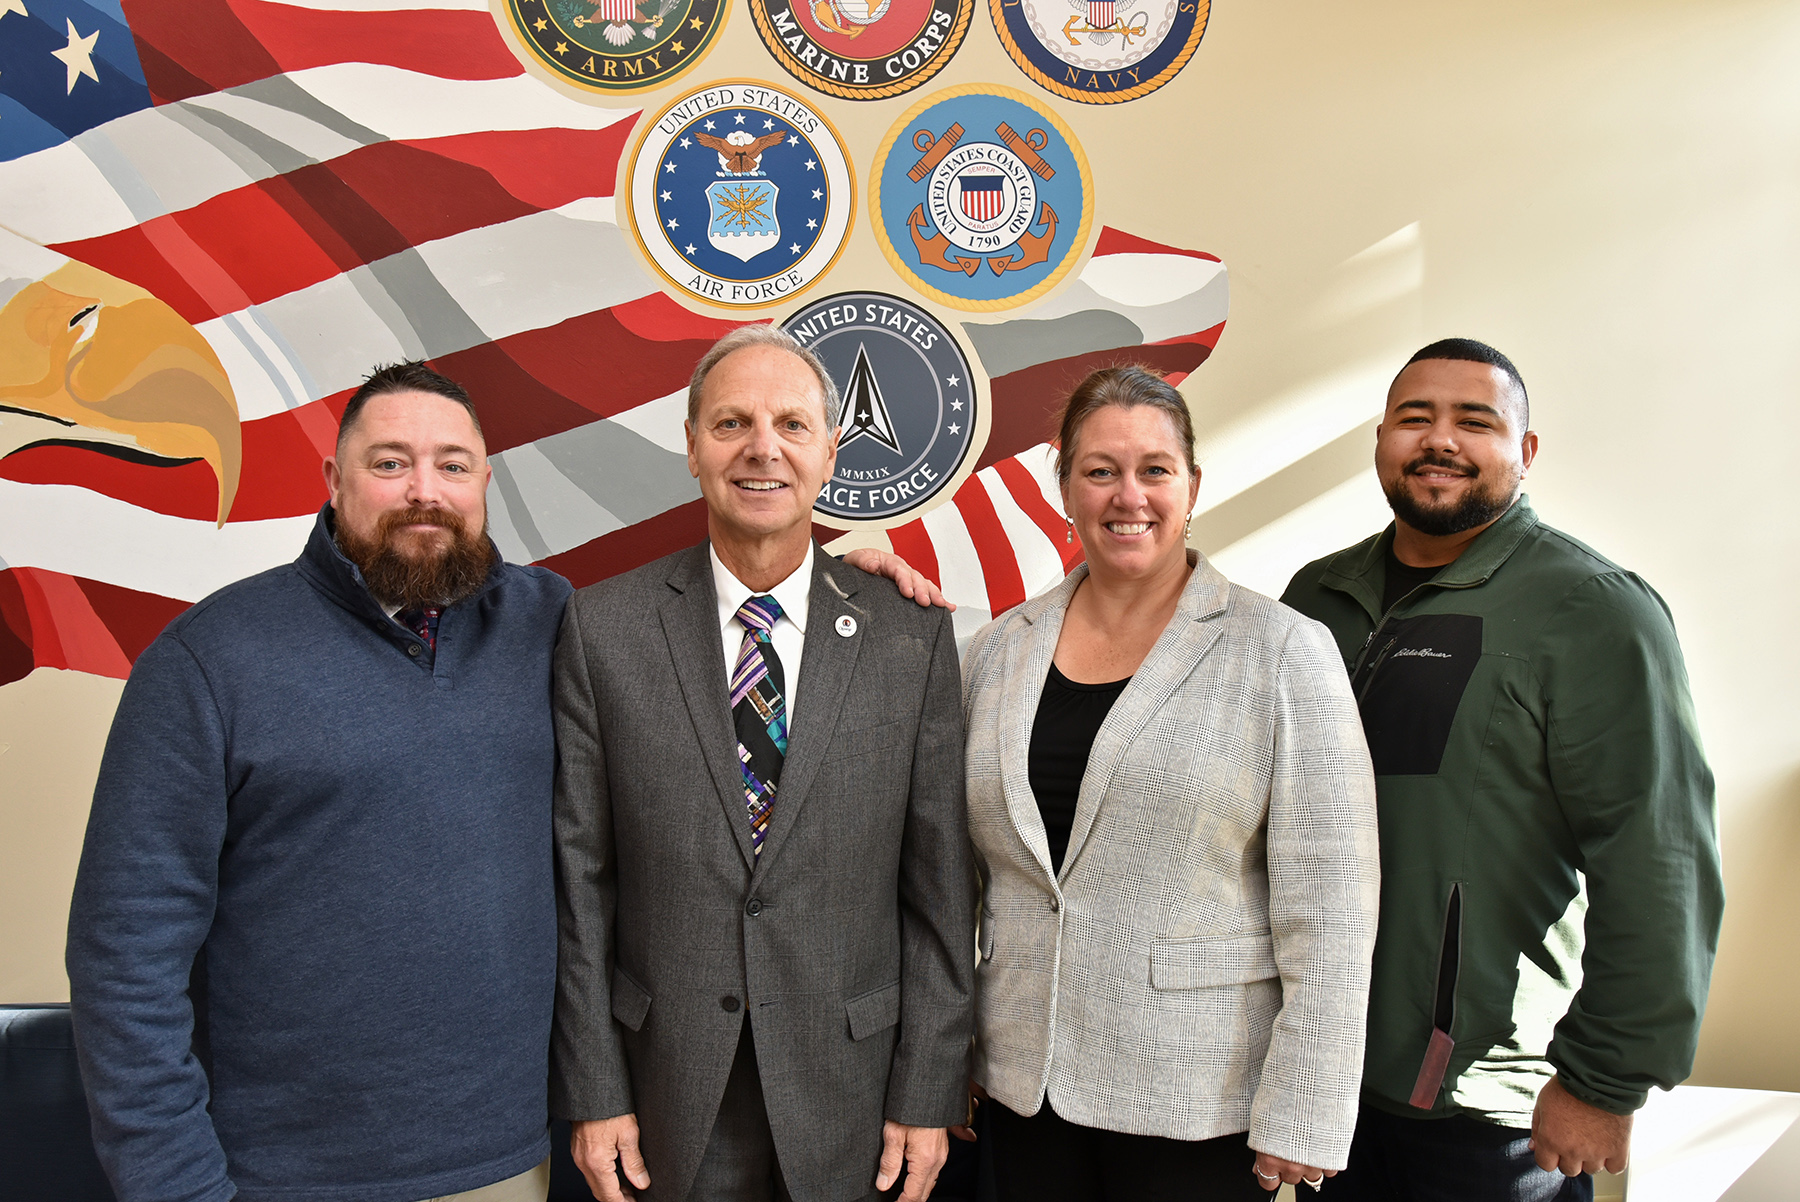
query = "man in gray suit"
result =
(549, 325, 974, 1202)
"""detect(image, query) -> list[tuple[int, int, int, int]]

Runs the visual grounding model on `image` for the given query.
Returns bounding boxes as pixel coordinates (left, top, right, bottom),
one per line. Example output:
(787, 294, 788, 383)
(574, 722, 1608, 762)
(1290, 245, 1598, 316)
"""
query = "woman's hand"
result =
(948, 1078, 989, 1142)
(1252, 1151, 1334, 1192)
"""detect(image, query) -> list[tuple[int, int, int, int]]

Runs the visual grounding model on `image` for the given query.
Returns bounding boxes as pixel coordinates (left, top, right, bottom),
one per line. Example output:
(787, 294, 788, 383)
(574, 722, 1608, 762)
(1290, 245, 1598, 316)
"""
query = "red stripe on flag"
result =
(122, 0, 520, 104)
(993, 457, 1083, 573)
(884, 521, 942, 597)
(1092, 226, 1223, 263)
(4, 569, 133, 679)
(537, 498, 713, 589)
(53, 130, 632, 325)
(953, 477, 1026, 617)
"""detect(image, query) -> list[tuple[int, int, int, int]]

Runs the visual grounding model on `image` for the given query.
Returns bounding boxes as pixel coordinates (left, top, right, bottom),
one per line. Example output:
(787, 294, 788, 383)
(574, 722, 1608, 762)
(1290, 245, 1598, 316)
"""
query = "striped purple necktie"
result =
(731, 596, 788, 857)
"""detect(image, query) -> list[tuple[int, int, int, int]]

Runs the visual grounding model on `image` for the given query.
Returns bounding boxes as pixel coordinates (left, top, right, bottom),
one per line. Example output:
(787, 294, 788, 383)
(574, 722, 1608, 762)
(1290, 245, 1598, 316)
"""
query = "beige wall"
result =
(4, 0, 1797, 1092)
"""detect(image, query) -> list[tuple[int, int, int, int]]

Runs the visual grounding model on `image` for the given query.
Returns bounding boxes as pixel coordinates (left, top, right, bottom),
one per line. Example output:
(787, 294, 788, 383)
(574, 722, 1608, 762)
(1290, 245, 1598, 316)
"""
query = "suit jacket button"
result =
(745, 899, 762, 917)
(1050, 897, 1061, 913)
(720, 996, 741, 1012)
(406, 643, 422, 657)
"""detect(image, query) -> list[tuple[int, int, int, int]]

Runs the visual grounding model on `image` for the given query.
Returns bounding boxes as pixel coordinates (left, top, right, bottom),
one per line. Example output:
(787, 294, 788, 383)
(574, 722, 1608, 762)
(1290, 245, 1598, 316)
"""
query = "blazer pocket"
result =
(1150, 932, 1279, 990)
(821, 720, 905, 764)
(844, 980, 902, 1041)
(611, 965, 652, 1032)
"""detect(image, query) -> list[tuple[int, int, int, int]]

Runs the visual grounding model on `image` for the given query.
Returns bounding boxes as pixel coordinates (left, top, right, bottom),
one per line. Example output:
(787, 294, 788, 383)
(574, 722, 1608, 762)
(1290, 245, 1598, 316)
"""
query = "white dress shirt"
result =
(710, 543, 812, 721)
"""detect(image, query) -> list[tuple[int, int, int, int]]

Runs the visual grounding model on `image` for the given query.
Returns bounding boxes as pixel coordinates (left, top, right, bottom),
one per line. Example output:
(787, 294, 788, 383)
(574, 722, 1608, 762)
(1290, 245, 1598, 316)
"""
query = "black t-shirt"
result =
(1027, 662, 1131, 874)
(1382, 543, 1446, 614)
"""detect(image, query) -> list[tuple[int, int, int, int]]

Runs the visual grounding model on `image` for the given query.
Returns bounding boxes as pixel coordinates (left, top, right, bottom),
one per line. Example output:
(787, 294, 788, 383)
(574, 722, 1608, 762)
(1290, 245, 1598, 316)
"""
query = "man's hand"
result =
(949, 1078, 988, 1143)
(1530, 1076, 1633, 1176)
(570, 1115, 651, 1202)
(1251, 1151, 1335, 1192)
(840, 548, 955, 610)
(876, 1120, 949, 1201)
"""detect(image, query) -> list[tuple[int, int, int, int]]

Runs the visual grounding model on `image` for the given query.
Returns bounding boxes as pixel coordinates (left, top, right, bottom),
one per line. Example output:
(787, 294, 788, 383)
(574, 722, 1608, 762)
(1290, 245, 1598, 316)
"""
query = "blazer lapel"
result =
(1060, 554, 1231, 879)
(660, 543, 757, 870)
(750, 552, 864, 879)
(996, 569, 1084, 883)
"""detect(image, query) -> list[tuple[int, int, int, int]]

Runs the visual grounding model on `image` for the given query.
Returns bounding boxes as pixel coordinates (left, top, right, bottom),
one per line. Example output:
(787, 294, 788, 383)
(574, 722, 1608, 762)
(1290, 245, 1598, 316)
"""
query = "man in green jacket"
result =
(1280, 339, 1723, 1201)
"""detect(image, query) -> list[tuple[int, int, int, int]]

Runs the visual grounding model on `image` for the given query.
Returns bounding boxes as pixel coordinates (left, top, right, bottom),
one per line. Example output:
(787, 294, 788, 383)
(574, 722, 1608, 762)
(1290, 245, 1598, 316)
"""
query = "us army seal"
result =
(870, 84, 1093, 311)
(783, 292, 977, 523)
(991, 0, 1209, 103)
(749, 0, 973, 101)
(627, 81, 855, 308)
(502, 0, 728, 93)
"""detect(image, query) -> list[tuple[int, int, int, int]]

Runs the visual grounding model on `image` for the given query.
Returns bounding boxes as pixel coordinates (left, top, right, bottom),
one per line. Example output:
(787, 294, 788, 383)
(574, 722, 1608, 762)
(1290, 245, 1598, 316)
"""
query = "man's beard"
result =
(336, 505, 494, 611)
(1383, 454, 1518, 537)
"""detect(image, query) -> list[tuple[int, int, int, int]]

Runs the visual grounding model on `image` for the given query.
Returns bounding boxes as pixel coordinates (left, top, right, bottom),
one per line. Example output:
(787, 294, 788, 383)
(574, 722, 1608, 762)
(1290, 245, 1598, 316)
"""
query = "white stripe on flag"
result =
(266, 0, 491, 10)
(0, 479, 313, 601)
(978, 466, 1069, 603)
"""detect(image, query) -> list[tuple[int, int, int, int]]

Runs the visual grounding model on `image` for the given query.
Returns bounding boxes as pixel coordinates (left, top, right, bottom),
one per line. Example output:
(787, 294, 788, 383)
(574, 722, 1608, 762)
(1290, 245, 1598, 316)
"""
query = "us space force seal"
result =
(991, 0, 1209, 103)
(749, 0, 973, 101)
(501, 0, 728, 93)
(783, 292, 977, 523)
(627, 81, 854, 308)
(870, 85, 1093, 311)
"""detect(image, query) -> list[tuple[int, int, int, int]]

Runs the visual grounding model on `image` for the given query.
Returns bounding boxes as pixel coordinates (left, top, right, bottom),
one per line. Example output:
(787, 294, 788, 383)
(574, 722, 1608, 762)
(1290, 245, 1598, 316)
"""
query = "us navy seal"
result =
(991, 0, 1210, 104)
(783, 291, 978, 523)
(501, 0, 728, 93)
(627, 81, 855, 308)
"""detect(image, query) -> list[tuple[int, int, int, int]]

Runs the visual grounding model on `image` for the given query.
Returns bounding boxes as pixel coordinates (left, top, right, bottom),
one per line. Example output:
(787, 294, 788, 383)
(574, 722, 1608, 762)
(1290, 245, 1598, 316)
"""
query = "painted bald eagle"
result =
(696, 131, 786, 175)
(0, 259, 242, 526)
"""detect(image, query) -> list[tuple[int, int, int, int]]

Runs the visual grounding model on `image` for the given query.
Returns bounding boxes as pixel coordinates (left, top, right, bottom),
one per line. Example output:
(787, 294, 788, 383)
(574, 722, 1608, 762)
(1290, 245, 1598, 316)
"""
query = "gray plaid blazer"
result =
(549, 544, 974, 1202)
(962, 554, 1378, 1169)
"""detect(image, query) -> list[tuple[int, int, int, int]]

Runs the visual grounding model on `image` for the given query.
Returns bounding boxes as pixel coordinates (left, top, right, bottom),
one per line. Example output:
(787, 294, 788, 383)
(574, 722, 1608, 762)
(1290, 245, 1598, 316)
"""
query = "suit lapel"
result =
(750, 552, 864, 880)
(659, 544, 757, 870)
(1060, 554, 1231, 879)
(997, 570, 1083, 883)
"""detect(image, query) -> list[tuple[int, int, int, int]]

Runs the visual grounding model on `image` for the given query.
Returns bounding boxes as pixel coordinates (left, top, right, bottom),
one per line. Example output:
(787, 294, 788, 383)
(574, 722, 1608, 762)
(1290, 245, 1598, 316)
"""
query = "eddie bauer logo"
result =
(1393, 647, 1454, 659)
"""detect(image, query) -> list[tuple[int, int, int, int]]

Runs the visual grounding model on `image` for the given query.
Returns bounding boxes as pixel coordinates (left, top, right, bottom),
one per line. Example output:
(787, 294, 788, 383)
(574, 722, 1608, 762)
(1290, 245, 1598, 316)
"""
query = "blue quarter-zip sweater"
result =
(67, 506, 572, 1202)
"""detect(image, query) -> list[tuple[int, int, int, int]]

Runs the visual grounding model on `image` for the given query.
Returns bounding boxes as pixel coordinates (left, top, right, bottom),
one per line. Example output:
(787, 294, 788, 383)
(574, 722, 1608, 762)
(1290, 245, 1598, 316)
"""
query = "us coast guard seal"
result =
(502, 0, 728, 93)
(627, 81, 854, 308)
(991, 0, 1209, 103)
(749, 0, 973, 101)
(871, 85, 1093, 311)
(783, 292, 977, 523)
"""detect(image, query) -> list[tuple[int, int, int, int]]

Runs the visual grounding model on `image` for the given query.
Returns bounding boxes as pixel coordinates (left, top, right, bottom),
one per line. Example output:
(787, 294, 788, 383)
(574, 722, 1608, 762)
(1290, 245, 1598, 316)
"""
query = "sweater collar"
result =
(1320, 495, 1541, 619)
(294, 503, 505, 624)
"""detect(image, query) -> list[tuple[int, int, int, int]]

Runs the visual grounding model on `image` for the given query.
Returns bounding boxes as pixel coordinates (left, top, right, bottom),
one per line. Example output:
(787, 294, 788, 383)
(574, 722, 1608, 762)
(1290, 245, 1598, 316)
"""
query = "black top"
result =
(1028, 662, 1131, 874)
(1382, 543, 1446, 614)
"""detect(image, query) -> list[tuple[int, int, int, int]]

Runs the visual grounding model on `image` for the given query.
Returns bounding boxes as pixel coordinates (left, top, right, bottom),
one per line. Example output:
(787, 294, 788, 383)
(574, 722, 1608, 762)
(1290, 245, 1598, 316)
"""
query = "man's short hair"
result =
(687, 324, 840, 429)
(338, 362, 484, 453)
(1403, 338, 1530, 428)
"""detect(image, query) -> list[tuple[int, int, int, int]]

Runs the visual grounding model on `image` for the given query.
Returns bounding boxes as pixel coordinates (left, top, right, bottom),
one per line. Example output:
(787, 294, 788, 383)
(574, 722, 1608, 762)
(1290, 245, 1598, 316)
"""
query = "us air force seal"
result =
(870, 85, 1093, 311)
(502, 0, 728, 93)
(783, 292, 977, 523)
(627, 82, 854, 308)
(748, 0, 972, 101)
(991, 0, 1209, 103)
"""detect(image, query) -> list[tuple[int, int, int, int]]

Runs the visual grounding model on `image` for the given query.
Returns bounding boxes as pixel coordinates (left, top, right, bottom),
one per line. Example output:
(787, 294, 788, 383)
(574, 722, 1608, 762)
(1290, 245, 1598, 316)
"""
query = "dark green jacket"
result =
(1281, 498, 1722, 1125)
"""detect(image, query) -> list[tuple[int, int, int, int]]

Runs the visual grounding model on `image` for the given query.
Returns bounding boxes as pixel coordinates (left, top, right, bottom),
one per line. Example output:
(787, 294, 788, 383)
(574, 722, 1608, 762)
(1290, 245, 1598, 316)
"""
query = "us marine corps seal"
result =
(991, 0, 1209, 103)
(870, 85, 1093, 311)
(627, 81, 855, 308)
(784, 292, 977, 523)
(502, 0, 728, 93)
(749, 0, 973, 101)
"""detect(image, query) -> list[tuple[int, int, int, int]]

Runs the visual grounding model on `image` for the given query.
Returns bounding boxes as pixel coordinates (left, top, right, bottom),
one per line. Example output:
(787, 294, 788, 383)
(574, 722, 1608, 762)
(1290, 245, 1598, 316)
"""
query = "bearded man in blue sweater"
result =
(66, 363, 573, 1202)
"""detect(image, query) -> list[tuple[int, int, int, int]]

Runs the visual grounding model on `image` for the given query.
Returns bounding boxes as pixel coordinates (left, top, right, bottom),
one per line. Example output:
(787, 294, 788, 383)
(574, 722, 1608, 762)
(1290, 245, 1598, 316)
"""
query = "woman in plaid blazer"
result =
(960, 366, 1380, 1200)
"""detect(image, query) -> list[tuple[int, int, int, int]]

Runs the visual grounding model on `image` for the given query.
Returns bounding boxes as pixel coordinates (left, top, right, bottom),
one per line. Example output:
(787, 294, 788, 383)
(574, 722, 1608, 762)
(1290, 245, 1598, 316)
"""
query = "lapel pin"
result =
(835, 615, 858, 638)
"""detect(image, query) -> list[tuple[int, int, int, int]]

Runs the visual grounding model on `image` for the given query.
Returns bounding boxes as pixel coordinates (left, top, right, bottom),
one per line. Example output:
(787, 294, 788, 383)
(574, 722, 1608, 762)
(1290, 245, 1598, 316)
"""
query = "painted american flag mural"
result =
(0, 0, 1226, 689)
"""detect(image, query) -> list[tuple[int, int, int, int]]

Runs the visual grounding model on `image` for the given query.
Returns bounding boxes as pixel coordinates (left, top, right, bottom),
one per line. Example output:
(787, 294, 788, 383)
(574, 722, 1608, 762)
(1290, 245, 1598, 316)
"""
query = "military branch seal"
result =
(783, 292, 977, 523)
(749, 0, 973, 101)
(991, 0, 1209, 103)
(627, 81, 854, 308)
(502, 0, 728, 93)
(871, 85, 1093, 311)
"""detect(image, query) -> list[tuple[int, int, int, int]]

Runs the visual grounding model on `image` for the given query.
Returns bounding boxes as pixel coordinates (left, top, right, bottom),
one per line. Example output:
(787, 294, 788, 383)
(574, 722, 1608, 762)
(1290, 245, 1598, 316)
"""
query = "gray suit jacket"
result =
(962, 555, 1378, 1169)
(550, 543, 974, 1202)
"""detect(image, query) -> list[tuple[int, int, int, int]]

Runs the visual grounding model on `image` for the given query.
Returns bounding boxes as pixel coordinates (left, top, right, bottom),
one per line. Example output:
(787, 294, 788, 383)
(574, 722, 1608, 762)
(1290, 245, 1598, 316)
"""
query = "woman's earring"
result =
(1184, 512, 1193, 539)
(1065, 517, 1075, 544)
